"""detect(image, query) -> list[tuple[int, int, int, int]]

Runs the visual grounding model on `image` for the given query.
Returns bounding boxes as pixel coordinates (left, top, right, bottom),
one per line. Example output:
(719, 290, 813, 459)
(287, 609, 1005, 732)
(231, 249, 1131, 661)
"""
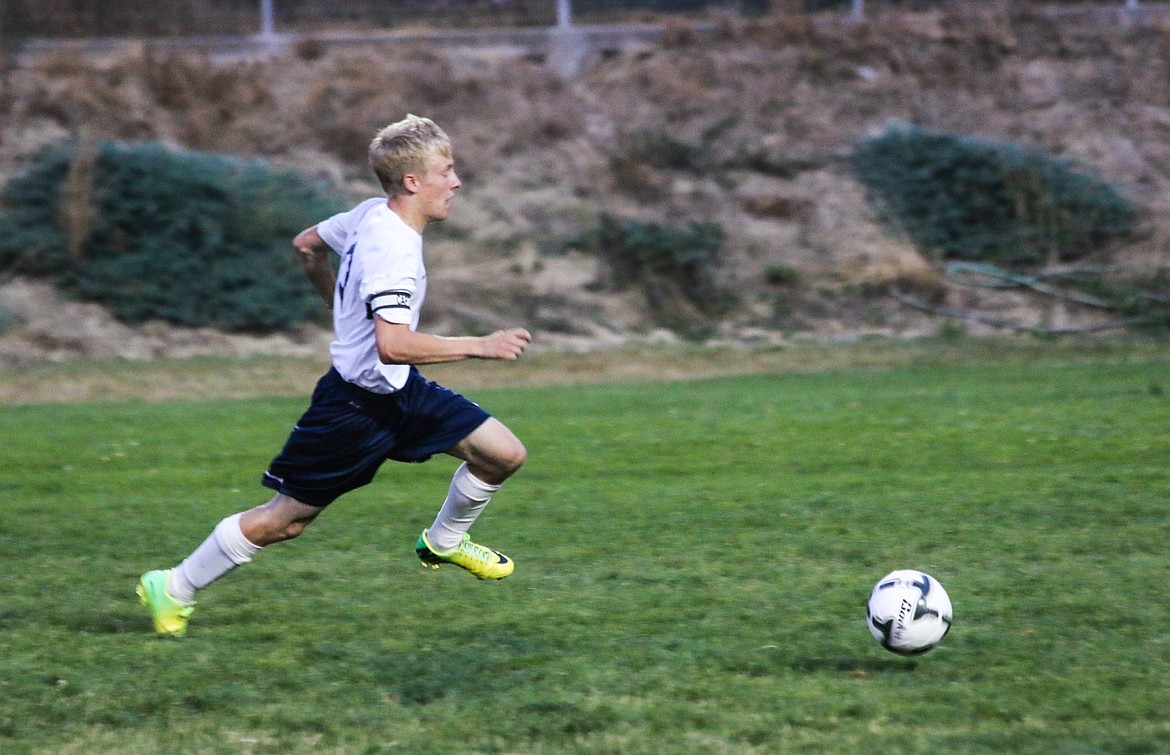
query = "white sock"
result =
(426, 463, 500, 552)
(167, 513, 261, 604)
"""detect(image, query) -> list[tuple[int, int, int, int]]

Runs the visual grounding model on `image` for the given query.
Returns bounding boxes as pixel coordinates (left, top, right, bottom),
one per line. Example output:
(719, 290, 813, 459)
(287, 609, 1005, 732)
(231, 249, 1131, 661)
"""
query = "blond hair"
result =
(368, 114, 453, 197)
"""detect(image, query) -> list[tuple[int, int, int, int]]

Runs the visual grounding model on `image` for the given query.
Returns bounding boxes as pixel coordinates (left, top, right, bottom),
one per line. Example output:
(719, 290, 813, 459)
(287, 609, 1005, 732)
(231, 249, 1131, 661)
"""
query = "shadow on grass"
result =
(63, 611, 141, 634)
(791, 657, 919, 674)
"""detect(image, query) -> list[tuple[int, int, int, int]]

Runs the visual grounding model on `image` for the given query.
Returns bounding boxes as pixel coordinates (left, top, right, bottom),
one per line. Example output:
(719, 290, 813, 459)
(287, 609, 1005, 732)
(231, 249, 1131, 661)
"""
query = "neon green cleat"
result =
(415, 530, 514, 580)
(136, 570, 195, 637)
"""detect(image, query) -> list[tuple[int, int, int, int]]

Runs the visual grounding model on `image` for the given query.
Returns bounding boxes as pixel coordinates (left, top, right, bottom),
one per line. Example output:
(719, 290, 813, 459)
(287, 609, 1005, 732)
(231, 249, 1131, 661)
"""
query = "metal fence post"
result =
(847, 0, 864, 23)
(557, 0, 572, 29)
(259, 0, 275, 37)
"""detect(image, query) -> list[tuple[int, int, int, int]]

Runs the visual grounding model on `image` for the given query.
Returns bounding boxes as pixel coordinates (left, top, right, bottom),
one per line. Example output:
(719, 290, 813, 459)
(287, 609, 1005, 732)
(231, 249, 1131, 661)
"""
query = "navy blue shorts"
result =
(261, 367, 491, 506)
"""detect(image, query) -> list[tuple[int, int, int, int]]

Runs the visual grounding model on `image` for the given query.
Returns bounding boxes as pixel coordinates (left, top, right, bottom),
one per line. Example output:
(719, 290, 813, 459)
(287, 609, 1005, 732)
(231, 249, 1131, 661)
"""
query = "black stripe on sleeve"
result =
(366, 289, 411, 320)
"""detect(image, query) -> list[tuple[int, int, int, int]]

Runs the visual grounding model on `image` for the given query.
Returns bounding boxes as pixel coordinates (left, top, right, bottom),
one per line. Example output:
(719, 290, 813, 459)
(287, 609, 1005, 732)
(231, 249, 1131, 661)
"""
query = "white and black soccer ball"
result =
(866, 569, 953, 655)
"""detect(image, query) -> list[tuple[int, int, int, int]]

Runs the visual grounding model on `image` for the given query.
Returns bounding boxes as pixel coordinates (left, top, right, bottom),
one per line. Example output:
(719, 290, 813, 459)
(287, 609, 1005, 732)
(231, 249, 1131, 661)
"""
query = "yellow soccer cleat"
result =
(136, 570, 195, 637)
(415, 530, 514, 580)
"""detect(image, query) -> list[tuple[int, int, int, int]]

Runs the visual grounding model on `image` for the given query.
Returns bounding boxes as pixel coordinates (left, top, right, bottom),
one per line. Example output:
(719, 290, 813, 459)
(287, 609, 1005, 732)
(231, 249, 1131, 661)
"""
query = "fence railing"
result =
(838, 0, 1148, 19)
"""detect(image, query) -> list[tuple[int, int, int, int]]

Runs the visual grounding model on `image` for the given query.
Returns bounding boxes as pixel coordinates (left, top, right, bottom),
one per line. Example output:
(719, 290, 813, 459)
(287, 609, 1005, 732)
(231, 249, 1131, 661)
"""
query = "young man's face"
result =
(414, 150, 461, 222)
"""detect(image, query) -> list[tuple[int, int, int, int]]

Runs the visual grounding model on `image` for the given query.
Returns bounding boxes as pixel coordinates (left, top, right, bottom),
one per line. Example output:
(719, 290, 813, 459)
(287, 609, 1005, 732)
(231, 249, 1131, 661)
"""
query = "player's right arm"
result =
(292, 225, 336, 309)
(374, 320, 531, 365)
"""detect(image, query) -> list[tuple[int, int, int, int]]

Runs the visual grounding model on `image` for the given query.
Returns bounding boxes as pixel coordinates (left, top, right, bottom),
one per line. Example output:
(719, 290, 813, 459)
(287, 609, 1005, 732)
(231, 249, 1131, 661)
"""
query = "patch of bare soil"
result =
(1, 6, 1167, 377)
(0, 279, 332, 368)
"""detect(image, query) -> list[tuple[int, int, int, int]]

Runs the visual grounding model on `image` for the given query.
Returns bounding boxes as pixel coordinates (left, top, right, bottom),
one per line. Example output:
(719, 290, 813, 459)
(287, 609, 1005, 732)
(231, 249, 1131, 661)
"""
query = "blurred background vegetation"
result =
(0, 139, 344, 331)
(0, 0, 1166, 344)
(851, 125, 1137, 268)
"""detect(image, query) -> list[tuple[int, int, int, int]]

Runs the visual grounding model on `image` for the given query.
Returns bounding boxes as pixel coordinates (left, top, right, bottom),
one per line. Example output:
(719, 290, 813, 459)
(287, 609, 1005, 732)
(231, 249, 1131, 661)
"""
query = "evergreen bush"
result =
(627, 130, 702, 171)
(563, 214, 731, 338)
(0, 140, 346, 332)
(851, 125, 1136, 267)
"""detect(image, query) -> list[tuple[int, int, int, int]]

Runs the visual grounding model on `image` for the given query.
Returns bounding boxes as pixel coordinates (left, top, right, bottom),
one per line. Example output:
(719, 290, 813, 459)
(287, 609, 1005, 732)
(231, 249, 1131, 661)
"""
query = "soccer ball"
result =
(866, 569, 953, 655)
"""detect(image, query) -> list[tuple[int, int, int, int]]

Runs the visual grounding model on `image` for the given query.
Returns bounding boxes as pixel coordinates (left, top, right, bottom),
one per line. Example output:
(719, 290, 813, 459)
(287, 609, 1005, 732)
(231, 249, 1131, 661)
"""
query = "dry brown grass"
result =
(6, 336, 1170, 406)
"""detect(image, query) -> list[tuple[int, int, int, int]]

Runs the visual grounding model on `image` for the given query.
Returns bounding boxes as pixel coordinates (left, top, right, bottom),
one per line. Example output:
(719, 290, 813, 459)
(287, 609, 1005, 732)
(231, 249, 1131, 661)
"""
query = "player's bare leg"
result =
(415, 419, 525, 579)
(139, 494, 322, 636)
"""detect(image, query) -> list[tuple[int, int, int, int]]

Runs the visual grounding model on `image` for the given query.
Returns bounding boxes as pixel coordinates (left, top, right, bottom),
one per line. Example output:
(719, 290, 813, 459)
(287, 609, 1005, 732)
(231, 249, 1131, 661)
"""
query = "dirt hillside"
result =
(1, 5, 1168, 366)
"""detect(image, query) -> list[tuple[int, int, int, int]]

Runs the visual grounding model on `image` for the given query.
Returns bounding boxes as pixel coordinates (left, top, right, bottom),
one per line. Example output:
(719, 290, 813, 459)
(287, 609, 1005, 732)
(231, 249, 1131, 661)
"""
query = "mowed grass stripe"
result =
(0, 355, 1167, 753)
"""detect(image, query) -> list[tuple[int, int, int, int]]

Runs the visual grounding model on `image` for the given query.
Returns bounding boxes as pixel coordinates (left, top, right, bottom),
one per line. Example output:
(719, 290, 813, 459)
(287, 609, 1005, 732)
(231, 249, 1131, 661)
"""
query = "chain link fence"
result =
(1, 0, 1166, 38)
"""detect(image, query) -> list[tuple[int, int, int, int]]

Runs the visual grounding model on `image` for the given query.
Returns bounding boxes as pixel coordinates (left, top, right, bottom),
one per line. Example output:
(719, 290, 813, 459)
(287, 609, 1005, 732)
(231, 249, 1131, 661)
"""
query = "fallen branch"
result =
(943, 262, 1116, 309)
(889, 287, 1152, 334)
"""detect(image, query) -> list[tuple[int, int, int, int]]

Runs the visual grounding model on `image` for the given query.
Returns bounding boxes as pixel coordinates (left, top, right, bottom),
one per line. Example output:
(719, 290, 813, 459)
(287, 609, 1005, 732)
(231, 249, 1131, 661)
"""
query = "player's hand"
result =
(480, 328, 531, 360)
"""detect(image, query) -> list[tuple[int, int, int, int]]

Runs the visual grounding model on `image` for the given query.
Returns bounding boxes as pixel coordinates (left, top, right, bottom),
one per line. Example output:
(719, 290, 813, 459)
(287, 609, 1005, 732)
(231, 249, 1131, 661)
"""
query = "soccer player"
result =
(137, 114, 531, 637)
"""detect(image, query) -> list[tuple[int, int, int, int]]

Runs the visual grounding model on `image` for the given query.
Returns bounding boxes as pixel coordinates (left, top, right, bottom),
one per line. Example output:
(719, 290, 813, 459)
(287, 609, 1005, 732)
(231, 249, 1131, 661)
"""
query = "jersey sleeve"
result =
(316, 198, 383, 254)
(359, 226, 421, 326)
(315, 209, 351, 253)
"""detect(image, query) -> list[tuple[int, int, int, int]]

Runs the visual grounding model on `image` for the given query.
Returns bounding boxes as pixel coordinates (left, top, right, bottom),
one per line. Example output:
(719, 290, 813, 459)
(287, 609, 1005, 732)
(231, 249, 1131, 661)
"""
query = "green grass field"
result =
(2, 342, 1169, 753)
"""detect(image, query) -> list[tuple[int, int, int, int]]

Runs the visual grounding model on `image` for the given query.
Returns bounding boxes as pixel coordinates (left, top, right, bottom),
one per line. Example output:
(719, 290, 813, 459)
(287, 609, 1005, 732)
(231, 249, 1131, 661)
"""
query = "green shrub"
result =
(851, 125, 1136, 267)
(0, 140, 346, 332)
(563, 214, 731, 338)
(627, 130, 702, 171)
(0, 304, 23, 334)
(764, 262, 799, 286)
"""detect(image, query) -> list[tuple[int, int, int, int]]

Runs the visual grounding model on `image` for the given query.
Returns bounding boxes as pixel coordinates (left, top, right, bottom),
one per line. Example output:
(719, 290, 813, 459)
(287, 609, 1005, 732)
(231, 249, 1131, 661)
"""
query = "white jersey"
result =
(315, 198, 426, 393)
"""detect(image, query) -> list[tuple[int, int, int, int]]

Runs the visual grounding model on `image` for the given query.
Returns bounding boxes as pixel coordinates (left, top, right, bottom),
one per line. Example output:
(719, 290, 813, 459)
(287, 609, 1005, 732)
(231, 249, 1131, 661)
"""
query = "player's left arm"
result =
(292, 225, 336, 309)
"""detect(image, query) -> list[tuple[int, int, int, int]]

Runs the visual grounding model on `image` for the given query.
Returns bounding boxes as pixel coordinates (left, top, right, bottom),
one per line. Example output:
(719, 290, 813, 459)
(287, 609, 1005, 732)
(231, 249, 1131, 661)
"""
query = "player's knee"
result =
(503, 439, 527, 475)
(282, 519, 311, 540)
(246, 504, 317, 546)
(487, 438, 526, 481)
